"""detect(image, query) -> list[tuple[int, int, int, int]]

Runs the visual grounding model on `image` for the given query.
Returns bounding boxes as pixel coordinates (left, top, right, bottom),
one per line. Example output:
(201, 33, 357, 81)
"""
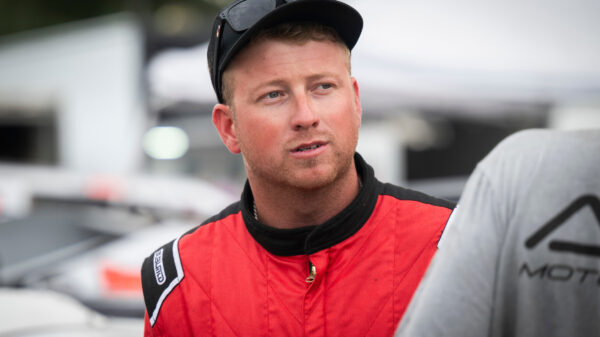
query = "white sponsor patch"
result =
(150, 236, 184, 326)
(153, 248, 166, 285)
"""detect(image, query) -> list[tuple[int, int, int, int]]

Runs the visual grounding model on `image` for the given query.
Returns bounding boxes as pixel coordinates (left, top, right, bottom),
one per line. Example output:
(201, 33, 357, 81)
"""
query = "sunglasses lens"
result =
(226, 0, 276, 32)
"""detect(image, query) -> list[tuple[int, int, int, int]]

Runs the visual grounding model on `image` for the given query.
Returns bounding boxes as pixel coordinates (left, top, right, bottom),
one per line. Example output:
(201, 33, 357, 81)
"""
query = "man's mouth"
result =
(292, 142, 326, 153)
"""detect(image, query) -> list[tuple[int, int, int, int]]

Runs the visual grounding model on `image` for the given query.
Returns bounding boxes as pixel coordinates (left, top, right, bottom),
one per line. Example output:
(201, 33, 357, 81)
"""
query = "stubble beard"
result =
(243, 145, 356, 192)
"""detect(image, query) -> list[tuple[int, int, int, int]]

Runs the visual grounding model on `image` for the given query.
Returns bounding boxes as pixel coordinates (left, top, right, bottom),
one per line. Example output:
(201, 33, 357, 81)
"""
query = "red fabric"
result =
(145, 195, 451, 337)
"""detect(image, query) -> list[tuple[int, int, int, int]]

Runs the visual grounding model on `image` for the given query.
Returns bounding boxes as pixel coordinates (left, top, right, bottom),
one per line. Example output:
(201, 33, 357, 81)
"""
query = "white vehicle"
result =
(0, 164, 236, 318)
(0, 287, 143, 337)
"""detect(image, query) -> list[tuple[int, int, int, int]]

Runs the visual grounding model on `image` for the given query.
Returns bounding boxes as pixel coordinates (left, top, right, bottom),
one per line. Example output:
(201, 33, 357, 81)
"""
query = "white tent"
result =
(0, 15, 146, 173)
(148, 0, 600, 114)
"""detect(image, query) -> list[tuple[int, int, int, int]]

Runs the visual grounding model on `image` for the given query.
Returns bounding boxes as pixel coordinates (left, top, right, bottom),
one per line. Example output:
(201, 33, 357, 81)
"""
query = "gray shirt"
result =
(396, 129, 600, 337)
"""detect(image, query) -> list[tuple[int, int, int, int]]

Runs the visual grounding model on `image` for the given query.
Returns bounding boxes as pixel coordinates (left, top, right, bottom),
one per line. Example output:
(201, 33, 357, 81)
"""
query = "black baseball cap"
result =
(207, 0, 363, 103)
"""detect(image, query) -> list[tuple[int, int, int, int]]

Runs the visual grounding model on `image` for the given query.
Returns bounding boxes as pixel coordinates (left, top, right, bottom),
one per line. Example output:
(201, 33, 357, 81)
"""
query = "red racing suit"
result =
(141, 153, 454, 337)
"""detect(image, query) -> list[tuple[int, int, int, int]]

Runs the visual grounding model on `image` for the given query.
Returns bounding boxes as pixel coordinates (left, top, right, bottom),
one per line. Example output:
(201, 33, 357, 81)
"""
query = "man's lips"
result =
(291, 141, 328, 153)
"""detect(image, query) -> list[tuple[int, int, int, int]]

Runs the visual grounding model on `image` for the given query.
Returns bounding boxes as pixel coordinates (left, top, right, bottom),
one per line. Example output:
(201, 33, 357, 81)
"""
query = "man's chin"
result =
(286, 168, 339, 191)
(291, 179, 331, 191)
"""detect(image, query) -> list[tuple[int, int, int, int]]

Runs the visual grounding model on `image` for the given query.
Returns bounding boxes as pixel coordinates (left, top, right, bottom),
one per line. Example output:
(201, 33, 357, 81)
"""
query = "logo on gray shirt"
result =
(520, 195, 600, 286)
(525, 195, 600, 257)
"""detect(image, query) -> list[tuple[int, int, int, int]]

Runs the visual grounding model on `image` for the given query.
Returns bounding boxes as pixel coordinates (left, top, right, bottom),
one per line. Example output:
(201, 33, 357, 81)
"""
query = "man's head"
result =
(207, 0, 363, 104)
(210, 0, 364, 192)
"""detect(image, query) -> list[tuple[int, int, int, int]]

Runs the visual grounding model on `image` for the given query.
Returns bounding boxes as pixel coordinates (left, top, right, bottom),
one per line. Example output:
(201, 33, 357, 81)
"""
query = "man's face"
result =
(217, 38, 362, 190)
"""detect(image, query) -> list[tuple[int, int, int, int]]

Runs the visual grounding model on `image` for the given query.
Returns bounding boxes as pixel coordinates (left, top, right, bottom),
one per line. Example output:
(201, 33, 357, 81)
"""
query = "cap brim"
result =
(218, 0, 363, 78)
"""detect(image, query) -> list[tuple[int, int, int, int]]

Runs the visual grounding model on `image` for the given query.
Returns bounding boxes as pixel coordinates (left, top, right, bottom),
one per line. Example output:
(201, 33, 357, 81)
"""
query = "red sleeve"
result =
(144, 310, 156, 337)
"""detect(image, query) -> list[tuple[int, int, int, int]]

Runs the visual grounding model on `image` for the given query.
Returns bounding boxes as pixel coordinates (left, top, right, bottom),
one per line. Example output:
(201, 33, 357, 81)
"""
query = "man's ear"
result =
(351, 77, 362, 120)
(212, 103, 241, 154)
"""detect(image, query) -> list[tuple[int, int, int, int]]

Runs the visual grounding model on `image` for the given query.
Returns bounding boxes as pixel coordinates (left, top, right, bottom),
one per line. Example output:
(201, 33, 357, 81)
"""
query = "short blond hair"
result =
(221, 22, 351, 106)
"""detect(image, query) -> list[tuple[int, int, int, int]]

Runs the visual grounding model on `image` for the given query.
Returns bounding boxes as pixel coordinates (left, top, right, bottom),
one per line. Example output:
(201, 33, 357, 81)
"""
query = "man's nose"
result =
(291, 93, 320, 131)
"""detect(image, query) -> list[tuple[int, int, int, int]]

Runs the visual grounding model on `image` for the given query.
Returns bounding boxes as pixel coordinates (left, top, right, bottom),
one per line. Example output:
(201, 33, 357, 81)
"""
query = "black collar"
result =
(241, 153, 381, 256)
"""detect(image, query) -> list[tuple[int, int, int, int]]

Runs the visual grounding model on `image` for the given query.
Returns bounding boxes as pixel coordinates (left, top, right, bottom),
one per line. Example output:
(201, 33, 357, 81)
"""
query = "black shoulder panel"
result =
(141, 237, 184, 326)
(381, 183, 456, 210)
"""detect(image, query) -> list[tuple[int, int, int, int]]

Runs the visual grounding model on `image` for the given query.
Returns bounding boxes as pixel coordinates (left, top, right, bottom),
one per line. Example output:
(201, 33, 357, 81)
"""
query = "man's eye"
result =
(315, 83, 334, 92)
(266, 91, 281, 99)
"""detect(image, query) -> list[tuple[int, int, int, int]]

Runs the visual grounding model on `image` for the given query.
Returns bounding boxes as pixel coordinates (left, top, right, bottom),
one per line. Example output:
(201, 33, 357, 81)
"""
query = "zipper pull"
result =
(306, 261, 317, 283)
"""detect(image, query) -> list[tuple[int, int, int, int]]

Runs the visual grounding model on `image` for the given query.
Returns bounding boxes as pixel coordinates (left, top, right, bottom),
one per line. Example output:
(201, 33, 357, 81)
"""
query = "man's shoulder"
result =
(149, 200, 242, 258)
(197, 200, 242, 228)
(140, 200, 242, 326)
(378, 184, 456, 249)
(486, 129, 554, 159)
(140, 200, 243, 284)
(380, 183, 455, 210)
(482, 128, 596, 163)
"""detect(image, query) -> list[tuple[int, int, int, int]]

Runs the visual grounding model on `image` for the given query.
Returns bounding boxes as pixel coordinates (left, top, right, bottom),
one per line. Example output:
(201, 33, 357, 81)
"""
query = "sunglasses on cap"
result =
(222, 0, 297, 32)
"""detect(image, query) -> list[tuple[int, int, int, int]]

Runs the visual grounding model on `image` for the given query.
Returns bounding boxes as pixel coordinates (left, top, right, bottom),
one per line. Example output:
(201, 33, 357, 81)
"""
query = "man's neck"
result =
(249, 164, 361, 229)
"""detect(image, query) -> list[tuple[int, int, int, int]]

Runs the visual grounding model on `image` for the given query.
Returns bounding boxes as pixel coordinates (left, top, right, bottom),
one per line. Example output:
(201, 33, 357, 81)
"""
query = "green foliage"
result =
(0, 0, 222, 37)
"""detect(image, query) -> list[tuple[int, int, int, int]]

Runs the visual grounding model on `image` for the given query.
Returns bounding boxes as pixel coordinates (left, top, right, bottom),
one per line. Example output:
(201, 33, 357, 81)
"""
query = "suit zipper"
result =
(305, 261, 317, 283)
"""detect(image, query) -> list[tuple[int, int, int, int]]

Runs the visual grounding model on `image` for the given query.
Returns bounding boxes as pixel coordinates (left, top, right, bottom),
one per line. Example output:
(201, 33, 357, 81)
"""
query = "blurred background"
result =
(0, 0, 599, 335)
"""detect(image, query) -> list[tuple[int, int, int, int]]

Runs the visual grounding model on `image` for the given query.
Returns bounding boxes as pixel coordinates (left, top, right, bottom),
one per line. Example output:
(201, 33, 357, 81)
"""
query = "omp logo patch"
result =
(153, 248, 166, 285)
(525, 195, 600, 257)
(144, 237, 184, 327)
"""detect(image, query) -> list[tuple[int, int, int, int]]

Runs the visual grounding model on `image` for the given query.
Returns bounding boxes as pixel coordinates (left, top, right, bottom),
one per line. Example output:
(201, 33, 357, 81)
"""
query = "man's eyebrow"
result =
(248, 79, 287, 94)
(306, 73, 340, 82)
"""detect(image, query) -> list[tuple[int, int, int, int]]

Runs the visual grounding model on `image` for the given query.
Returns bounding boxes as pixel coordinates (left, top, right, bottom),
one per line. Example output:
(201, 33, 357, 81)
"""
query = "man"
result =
(395, 129, 600, 337)
(141, 1, 454, 336)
